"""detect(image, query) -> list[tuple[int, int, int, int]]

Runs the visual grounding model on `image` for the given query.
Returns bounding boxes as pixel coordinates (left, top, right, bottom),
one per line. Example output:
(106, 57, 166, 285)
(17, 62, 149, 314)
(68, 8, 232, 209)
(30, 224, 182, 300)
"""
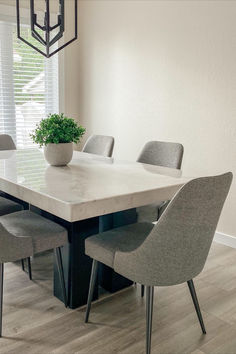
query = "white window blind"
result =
(0, 21, 59, 148)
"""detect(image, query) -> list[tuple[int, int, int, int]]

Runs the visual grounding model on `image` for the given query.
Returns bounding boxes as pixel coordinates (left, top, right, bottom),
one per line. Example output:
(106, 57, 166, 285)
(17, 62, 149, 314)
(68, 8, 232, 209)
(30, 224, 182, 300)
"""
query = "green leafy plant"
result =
(31, 113, 86, 147)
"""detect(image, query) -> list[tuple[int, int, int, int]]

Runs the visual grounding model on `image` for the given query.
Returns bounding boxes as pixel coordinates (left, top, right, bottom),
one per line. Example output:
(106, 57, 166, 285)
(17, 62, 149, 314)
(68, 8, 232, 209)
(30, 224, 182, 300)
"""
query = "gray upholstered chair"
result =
(0, 197, 26, 273)
(137, 140, 184, 296)
(137, 140, 184, 221)
(0, 210, 68, 337)
(84, 172, 232, 354)
(82, 135, 115, 157)
(0, 134, 16, 151)
(0, 134, 32, 278)
(137, 140, 184, 169)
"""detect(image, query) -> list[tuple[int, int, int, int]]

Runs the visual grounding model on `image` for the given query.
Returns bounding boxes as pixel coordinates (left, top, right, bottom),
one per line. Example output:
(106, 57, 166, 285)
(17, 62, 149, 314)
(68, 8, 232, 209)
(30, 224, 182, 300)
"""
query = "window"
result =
(0, 21, 59, 148)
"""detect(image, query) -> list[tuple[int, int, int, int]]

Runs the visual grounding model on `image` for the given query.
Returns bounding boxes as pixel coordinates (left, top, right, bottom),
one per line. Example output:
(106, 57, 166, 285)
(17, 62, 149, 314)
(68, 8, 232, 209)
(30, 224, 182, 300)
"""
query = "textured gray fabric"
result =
(0, 134, 16, 150)
(0, 197, 23, 216)
(85, 222, 154, 268)
(0, 210, 68, 256)
(137, 140, 184, 222)
(0, 223, 33, 263)
(137, 141, 184, 169)
(115, 173, 233, 287)
(82, 135, 115, 157)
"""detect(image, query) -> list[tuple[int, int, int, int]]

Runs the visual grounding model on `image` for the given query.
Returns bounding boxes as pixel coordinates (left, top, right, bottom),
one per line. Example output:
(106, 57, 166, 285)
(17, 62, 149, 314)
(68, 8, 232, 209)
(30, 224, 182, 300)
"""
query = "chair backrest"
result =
(115, 173, 233, 287)
(0, 134, 16, 151)
(82, 135, 114, 157)
(0, 223, 33, 263)
(137, 141, 184, 169)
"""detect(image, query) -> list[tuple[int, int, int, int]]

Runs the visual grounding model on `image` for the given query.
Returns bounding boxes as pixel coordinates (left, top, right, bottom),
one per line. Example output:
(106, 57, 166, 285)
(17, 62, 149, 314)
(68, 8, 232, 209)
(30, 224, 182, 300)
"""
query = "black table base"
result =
(30, 206, 137, 309)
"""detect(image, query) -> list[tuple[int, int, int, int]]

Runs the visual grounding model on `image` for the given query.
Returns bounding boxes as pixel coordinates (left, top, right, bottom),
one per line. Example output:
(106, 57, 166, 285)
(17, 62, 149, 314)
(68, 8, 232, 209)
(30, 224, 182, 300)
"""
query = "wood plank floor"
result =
(1, 242, 236, 354)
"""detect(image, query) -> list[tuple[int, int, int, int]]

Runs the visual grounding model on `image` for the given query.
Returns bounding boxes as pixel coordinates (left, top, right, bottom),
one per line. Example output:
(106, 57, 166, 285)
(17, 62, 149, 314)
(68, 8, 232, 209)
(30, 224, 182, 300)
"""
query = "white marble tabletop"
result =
(0, 149, 190, 222)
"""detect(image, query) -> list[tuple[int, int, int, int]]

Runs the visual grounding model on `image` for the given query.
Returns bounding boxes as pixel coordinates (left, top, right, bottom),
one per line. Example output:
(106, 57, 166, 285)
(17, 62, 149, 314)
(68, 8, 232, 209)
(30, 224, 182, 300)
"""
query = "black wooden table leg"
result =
(53, 217, 100, 309)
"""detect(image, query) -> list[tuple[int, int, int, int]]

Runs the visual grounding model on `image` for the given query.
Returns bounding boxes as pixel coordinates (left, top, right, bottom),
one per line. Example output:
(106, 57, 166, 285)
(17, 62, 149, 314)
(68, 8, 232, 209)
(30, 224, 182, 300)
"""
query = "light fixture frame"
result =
(16, 0, 78, 58)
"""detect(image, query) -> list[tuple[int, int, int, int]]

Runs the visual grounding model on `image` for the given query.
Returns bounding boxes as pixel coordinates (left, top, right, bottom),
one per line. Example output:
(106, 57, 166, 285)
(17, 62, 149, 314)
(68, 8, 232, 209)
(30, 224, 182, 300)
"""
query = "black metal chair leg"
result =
(187, 279, 206, 334)
(141, 285, 145, 298)
(55, 247, 68, 308)
(0, 263, 4, 338)
(27, 257, 32, 280)
(85, 259, 98, 323)
(21, 259, 25, 271)
(146, 286, 154, 354)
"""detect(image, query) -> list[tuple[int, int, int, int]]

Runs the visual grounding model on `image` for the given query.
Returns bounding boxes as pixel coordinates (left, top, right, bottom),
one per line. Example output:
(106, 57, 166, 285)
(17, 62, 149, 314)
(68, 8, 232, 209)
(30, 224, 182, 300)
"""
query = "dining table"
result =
(0, 148, 190, 309)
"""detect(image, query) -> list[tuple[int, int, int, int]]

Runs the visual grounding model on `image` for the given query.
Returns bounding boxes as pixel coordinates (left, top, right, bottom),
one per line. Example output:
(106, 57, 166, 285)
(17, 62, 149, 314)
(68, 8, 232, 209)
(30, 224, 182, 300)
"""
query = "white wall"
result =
(76, 0, 236, 236)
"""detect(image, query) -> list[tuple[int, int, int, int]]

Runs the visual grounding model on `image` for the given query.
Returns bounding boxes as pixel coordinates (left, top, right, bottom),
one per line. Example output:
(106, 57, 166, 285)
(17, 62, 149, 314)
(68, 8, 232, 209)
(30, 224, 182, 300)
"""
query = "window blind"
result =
(0, 21, 59, 148)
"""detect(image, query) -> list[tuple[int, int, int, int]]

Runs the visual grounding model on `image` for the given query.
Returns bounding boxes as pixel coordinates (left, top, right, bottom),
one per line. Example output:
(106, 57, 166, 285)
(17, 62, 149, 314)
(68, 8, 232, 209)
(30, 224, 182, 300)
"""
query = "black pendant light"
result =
(16, 0, 78, 58)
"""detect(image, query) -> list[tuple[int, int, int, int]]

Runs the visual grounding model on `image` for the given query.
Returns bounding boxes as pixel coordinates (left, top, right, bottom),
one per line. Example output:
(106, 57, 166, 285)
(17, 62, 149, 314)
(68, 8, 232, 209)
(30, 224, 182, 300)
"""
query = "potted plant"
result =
(31, 113, 86, 166)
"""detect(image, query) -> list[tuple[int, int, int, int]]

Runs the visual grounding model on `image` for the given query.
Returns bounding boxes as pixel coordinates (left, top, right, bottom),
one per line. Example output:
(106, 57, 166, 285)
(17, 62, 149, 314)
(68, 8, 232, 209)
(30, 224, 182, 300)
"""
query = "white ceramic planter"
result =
(44, 142, 73, 166)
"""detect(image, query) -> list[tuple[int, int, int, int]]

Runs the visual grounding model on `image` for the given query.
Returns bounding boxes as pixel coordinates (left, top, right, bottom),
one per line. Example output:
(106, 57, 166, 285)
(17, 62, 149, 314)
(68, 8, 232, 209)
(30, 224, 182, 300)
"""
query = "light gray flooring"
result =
(1, 242, 236, 354)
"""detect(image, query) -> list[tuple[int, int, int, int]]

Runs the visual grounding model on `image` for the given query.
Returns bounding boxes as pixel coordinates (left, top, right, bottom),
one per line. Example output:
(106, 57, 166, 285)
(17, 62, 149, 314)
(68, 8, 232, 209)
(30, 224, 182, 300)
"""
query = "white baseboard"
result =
(214, 232, 236, 249)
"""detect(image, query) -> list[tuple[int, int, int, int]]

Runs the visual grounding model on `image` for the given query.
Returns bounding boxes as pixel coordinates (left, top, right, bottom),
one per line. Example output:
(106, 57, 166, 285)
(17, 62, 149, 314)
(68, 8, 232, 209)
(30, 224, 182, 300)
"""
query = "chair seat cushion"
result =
(0, 196, 23, 216)
(0, 210, 68, 254)
(85, 222, 154, 268)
